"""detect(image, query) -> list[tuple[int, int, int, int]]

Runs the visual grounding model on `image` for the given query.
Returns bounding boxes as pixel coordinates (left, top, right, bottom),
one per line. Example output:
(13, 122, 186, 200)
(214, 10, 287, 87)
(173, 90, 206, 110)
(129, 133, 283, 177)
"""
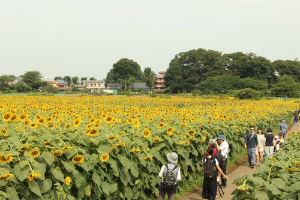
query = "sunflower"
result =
(38, 118, 45, 124)
(167, 127, 174, 133)
(53, 150, 64, 158)
(153, 138, 161, 143)
(21, 145, 31, 152)
(62, 146, 73, 151)
(0, 129, 8, 136)
(89, 128, 99, 136)
(27, 172, 41, 181)
(120, 130, 125, 135)
(72, 155, 84, 164)
(73, 118, 81, 127)
(19, 113, 27, 120)
(3, 112, 12, 121)
(143, 156, 153, 161)
(30, 123, 37, 129)
(100, 153, 109, 162)
(189, 136, 195, 141)
(65, 176, 71, 185)
(0, 173, 14, 181)
(198, 125, 203, 129)
(189, 130, 196, 135)
(10, 114, 18, 121)
(115, 142, 126, 148)
(180, 124, 186, 128)
(105, 116, 113, 123)
(186, 141, 190, 145)
(178, 141, 185, 145)
(43, 141, 50, 146)
(133, 119, 140, 127)
(108, 135, 119, 141)
(94, 123, 101, 128)
(158, 123, 165, 128)
(46, 122, 54, 129)
(29, 150, 40, 158)
(289, 168, 298, 173)
(142, 129, 151, 138)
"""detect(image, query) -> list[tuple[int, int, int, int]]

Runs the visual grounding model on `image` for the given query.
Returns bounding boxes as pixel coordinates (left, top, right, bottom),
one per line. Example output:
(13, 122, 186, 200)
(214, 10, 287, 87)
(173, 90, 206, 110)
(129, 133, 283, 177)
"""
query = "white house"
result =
(82, 80, 105, 92)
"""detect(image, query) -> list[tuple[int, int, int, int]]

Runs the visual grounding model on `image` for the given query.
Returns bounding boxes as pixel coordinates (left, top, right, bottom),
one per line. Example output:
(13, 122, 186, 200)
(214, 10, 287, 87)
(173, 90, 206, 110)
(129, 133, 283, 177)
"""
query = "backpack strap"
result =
(165, 164, 169, 171)
(171, 166, 178, 171)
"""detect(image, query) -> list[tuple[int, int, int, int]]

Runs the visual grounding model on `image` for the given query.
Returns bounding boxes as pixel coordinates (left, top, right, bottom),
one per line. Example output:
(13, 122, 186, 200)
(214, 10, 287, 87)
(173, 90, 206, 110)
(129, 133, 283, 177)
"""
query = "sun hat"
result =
(282, 120, 285, 123)
(167, 152, 178, 164)
(274, 135, 279, 139)
(217, 135, 225, 141)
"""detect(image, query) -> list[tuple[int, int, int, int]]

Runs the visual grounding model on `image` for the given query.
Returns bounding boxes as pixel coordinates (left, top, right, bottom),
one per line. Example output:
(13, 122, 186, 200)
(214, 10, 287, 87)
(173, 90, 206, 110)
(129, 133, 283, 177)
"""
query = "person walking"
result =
(158, 152, 181, 200)
(279, 120, 288, 141)
(215, 135, 229, 189)
(293, 110, 299, 126)
(244, 126, 259, 169)
(201, 147, 227, 200)
(206, 139, 218, 157)
(255, 127, 264, 166)
(265, 128, 275, 156)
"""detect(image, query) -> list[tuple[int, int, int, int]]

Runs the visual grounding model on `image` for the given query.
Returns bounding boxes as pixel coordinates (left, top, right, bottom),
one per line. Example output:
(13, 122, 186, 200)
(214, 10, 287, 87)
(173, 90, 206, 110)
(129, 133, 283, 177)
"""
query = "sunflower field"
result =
(0, 96, 297, 199)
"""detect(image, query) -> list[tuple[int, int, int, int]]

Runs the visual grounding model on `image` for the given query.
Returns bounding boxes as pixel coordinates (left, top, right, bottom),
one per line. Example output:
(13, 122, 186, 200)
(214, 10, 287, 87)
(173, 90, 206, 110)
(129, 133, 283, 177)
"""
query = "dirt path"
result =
(181, 124, 300, 200)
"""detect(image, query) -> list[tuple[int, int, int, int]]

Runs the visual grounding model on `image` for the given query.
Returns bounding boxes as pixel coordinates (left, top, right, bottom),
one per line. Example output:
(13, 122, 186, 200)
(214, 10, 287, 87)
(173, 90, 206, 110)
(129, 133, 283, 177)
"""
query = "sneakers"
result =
(220, 185, 227, 189)
(251, 165, 254, 169)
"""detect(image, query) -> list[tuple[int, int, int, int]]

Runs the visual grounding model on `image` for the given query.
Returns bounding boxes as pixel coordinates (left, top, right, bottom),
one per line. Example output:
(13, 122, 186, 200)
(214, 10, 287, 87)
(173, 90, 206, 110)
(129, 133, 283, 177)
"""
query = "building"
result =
(154, 71, 167, 92)
(82, 80, 105, 92)
(47, 80, 71, 91)
(107, 83, 122, 91)
(131, 82, 149, 91)
(73, 84, 86, 90)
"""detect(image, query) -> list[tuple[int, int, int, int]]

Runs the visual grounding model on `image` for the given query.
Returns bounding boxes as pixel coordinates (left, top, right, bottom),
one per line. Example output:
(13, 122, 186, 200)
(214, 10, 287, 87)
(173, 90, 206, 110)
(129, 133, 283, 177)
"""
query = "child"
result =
(158, 152, 181, 200)
(202, 147, 227, 200)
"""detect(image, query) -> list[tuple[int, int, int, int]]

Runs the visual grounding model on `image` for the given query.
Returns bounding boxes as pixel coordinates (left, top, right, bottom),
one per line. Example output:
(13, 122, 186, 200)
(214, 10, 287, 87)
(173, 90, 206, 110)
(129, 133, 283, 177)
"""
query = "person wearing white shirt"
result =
(216, 135, 229, 189)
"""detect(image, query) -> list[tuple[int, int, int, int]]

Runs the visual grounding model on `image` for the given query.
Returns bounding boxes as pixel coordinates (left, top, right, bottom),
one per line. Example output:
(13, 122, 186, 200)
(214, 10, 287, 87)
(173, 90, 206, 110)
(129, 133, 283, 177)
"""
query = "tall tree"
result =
(271, 75, 300, 97)
(112, 58, 142, 91)
(81, 77, 87, 83)
(89, 77, 95, 80)
(143, 67, 156, 93)
(54, 76, 62, 80)
(63, 76, 71, 86)
(72, 76, 79, 84)
(105, 69, 119, 84)
(23, 71, 42, 89)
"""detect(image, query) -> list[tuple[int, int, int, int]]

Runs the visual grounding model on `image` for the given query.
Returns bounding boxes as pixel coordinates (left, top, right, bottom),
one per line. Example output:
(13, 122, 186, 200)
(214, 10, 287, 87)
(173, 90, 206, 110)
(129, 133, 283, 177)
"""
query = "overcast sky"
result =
(0, 0, 299, 81)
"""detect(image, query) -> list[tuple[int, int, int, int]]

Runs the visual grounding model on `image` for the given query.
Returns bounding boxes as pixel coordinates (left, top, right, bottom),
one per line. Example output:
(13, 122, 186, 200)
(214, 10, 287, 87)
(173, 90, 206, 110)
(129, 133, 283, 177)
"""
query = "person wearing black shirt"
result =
(265, 128, 274, 156)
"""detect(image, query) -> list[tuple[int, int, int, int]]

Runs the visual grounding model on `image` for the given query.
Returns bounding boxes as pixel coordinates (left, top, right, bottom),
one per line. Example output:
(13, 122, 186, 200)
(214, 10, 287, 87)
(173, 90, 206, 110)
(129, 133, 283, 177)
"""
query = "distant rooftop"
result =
(56, 79, 68, 83)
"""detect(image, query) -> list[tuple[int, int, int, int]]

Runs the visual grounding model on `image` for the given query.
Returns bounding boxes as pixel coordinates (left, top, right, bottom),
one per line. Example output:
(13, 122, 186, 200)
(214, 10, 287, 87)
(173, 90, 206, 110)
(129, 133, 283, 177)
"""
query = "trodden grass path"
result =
(180, 124, 300, 200)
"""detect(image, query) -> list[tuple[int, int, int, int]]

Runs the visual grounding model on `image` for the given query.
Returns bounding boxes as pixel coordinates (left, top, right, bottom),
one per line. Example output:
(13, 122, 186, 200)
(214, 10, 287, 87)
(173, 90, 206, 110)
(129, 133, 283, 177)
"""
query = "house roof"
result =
(56, 83, 68, 86)
(82, 80, 105, 83)
(107, 83, 122, 87)
(56, 79, 68, 83)
(47, 81, 55, 84)
(131, 82, 148, 89)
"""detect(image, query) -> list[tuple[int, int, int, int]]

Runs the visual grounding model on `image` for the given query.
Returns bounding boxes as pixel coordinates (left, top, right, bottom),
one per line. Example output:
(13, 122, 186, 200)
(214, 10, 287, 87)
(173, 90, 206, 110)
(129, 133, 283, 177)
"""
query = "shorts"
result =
(256, 147, 264, 153)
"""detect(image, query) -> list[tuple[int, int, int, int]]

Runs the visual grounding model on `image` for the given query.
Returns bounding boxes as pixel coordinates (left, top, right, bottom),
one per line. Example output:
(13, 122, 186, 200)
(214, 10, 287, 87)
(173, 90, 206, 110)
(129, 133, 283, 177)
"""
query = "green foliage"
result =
(234, 88, 261, 99)
(63, 76, 71, 86)
(232, 132, 300, 200)
(71, 87, 80, 92)
(89, 77, 95, 80)
(22, 71, 42, 89)
(54, 76, 62, 80)
(72, 76, 79, 84)
(271, 75, 300, 98)
(42, 84, 59, 93)
(80, 88, 89, 93)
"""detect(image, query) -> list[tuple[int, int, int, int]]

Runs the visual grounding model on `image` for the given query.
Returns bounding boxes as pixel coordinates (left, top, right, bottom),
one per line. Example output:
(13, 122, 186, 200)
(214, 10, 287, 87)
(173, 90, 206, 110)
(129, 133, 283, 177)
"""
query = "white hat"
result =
(274, 135, 279, 139)
(282, 120, 285, 123)
(167, 152, 178, 164)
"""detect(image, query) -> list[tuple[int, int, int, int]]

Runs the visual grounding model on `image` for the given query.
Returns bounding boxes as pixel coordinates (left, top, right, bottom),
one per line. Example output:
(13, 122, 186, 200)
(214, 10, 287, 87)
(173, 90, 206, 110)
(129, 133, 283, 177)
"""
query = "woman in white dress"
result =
(256, 127, 265, 166)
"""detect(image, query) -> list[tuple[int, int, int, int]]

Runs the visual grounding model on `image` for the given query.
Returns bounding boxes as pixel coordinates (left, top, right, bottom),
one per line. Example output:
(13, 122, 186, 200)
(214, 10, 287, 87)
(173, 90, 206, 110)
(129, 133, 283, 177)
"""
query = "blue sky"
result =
(0, 0, 299, 80)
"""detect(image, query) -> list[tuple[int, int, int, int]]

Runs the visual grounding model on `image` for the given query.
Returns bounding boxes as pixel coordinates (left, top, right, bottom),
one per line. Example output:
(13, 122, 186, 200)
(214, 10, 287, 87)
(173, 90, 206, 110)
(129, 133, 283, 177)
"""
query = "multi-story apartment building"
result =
(82, 80, 105, 92)
(154, 71, 166, 92)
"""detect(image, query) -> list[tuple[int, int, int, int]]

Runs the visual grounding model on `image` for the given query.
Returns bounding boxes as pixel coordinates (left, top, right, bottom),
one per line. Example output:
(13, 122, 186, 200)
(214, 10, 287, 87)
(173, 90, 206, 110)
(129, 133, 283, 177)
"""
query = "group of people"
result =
(244, 121, 286, 168)
(157, 121, 288, 200)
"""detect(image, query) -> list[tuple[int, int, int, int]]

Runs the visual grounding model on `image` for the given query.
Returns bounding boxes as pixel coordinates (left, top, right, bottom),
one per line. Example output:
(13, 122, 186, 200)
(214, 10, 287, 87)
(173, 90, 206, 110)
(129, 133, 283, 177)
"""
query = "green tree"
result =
(105, 69, 119, 84)
(223, 52, 249, 77)
(273, 60, 300, 81)
(72, 87, 80, 92)
(42, 84, 59, 93)
(112, 58, 142, 91)
(143, 67, 155, 93)
(0, 75, 12, 91)
(63, 76, 71, 86)
(271, 75, 300, 97)
(16, 84, 31, 92)
(54, 76, 62, 80)
(72, 76, 79, 84)
(22, 71, 42, 89)
(81, 77, 87, 83)
(89, 77, 95, 80)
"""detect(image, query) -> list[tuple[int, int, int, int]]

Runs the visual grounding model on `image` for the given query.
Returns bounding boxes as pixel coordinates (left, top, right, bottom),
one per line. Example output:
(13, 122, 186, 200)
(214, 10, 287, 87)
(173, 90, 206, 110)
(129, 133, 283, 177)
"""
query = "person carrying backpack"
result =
(158, 152, 181, 200)
(202, 147, 227, 200)
(279, 120, 288, 141)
